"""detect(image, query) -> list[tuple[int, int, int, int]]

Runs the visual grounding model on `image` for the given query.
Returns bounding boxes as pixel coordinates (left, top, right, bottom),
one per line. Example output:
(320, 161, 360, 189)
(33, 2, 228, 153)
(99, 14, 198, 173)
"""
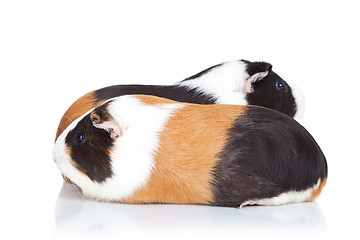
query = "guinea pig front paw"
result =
(93, 197, 110, 203)
(62, 174, 74, 184)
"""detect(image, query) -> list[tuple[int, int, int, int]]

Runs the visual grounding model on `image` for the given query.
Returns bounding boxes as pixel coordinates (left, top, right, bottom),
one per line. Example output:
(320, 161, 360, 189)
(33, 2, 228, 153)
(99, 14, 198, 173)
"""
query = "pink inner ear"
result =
(244, 79, 254, 93)
(93, 118, 122, 139)
(109, 127, 121, 139)
(244, 71, 269, 94)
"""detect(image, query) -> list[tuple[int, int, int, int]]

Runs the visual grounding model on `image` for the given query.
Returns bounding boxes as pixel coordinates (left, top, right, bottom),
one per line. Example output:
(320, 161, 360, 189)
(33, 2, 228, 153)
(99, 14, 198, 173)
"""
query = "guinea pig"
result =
(53, 95, 326, 208)
(55, 59, 303, 141)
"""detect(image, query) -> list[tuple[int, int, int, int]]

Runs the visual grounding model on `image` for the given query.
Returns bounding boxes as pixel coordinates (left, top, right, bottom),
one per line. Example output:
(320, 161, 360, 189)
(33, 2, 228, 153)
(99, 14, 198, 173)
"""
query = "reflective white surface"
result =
(55, 183, 326, 238)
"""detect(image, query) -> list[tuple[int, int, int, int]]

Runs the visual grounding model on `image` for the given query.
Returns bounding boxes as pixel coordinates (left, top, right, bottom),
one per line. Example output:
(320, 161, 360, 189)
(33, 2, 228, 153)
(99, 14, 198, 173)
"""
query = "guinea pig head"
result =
(53, 102, 121, 189)
(242, 60, 304, 119)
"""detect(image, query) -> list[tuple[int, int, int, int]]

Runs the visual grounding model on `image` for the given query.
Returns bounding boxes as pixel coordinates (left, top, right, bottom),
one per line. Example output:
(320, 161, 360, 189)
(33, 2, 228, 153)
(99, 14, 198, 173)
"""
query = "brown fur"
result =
(55, 92, 106, 142)
(307, 178, 327, 202)
(122, 95, 247, 205)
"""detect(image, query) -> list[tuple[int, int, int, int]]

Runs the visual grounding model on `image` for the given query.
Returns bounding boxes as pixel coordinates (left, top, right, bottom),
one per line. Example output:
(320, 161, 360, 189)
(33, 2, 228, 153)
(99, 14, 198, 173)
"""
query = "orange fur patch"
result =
(135, 94, 180, 105)
(55, 91, 106, 142)
(122, 96, 247, 205)
(307, 177, 327, 202)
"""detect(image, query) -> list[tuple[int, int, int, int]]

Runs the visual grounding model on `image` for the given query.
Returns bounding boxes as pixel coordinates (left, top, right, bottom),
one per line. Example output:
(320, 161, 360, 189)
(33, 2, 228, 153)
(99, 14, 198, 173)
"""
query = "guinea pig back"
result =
(53, 95, 327, 207)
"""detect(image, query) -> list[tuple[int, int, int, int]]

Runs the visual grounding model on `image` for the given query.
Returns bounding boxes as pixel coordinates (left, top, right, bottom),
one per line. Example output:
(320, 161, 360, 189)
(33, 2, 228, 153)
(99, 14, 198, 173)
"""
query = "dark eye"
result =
(76, 133, 87, 143)
(276, 81, 286, 91)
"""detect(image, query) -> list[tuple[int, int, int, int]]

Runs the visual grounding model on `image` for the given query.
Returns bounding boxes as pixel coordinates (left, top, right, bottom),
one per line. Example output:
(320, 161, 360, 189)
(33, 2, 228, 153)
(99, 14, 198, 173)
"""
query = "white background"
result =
(0, 1, 359, 239)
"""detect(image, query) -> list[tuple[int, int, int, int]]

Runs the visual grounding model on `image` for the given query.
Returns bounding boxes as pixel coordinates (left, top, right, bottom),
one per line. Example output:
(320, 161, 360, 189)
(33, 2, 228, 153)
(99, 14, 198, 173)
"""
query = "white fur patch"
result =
(53, 95, 183, 201)
(240, 179, 321, 208)
(178, 60, 250, 105)
(289, 80, 306, 120)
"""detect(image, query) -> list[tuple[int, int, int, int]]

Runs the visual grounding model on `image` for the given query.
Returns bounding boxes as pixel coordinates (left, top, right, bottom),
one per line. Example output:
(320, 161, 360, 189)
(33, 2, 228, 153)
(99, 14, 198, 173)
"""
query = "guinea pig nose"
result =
(53, 158, 57, 163)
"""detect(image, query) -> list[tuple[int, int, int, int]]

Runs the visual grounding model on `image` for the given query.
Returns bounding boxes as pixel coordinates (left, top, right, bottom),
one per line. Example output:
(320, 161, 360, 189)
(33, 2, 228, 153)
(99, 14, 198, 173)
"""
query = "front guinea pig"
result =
(53, 95, 326, 207)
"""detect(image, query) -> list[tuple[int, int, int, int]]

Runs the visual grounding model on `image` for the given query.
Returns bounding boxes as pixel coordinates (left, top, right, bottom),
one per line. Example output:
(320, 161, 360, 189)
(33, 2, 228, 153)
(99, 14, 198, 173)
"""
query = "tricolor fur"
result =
(53, 95, 327, 208)
(55, 59, 303, 141)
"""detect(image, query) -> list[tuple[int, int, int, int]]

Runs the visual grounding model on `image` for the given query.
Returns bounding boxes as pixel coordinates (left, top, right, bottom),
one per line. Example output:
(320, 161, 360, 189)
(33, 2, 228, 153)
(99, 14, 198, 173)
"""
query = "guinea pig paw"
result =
(239, 200, 258, 208)
(93, 197, 109, 203)
(62, 174, 74, 184)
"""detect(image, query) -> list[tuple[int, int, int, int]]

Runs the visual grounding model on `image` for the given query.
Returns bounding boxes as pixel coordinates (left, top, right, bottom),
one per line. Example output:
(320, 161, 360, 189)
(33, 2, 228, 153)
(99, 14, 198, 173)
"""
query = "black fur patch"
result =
(91, 102, 113, 124)
(211, 106, 327, 207)
(95, 85, 217, 104)
(65, 110, 114, 183)
(243, 61, 297, 117)
(242, 59, 272, 75)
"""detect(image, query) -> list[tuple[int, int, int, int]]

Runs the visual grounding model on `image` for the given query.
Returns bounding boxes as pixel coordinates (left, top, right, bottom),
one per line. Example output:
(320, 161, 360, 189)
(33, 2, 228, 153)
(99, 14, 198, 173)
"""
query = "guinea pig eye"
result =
(276, 81, 286, 91)
(76, 133, 87, 143)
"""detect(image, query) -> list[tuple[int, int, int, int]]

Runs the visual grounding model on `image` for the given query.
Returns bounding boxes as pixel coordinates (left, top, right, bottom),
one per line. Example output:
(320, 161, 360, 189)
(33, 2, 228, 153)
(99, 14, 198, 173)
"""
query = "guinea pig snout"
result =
(52, 141, 70, 165)
(53, 149, 66, 164)
(52, 148, 62, 164)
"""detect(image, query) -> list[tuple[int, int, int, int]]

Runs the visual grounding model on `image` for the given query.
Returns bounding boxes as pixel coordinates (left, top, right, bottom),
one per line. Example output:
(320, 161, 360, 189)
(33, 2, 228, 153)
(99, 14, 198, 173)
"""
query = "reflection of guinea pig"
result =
(55, 59, 303, 140)
(53, 95, 326, 207)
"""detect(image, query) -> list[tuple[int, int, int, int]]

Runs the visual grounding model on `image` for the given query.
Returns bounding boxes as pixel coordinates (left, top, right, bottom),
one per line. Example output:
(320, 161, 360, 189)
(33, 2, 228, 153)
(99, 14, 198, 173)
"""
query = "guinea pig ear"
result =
(90, 108, 122, 139)
(242, 60, 273, 93)
(244, 71, 269, 93)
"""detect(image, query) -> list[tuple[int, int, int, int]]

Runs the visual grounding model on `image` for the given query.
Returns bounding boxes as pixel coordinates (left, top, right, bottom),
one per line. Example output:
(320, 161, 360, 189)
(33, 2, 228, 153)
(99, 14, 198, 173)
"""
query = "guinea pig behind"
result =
(53, 95, 326, 208)
(55, 59, 304, 142)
